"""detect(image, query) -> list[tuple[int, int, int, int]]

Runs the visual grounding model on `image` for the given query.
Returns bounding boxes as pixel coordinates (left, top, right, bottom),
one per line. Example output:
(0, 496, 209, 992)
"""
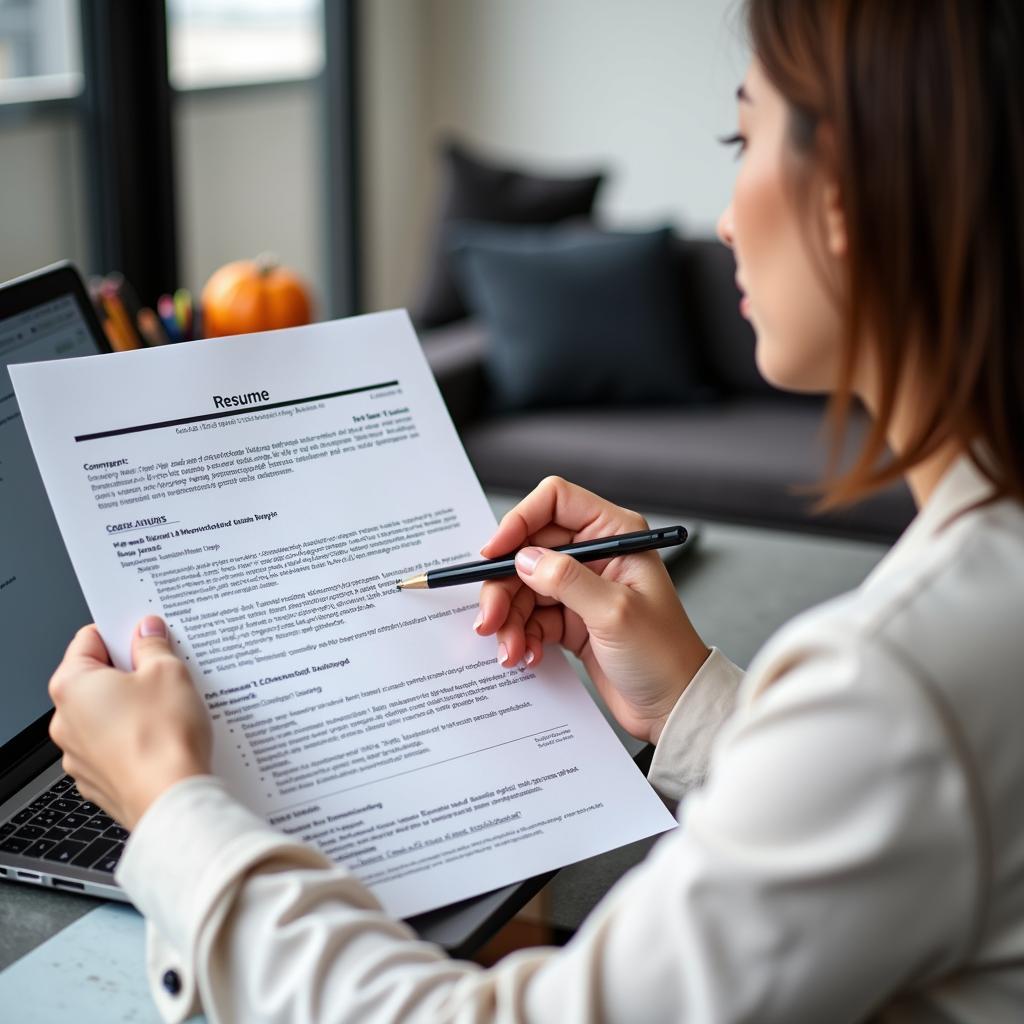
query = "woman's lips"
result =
(735, 275, 750, 318)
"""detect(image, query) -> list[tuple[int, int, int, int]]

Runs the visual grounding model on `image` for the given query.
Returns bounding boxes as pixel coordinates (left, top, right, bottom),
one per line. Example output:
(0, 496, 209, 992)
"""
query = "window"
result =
(0, 0, 356, 316)
(166, 0, 324, 91)
(0, 0, 88, 285)
(0, 0, 82, 103)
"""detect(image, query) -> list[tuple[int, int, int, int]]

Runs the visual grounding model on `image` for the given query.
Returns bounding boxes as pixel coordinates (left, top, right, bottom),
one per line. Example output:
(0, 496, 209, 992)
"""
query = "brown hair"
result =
(746, 0, 1024, 509)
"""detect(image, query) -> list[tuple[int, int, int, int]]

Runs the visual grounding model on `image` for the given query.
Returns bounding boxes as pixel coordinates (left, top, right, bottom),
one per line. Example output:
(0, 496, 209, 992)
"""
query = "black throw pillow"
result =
(413, 139, 605, 329)
(447, 222, 716, 412)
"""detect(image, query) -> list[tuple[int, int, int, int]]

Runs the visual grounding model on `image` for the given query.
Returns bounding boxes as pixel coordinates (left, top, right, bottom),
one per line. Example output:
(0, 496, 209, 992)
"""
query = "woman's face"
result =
(717, 60, 847, 394)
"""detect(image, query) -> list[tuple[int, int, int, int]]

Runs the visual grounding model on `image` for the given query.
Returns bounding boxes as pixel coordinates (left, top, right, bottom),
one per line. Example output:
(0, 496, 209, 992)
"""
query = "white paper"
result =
(11, 311, 674, 918)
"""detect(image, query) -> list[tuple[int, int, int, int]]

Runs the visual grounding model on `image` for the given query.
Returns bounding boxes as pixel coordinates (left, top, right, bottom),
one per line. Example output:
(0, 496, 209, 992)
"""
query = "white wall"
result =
(360, 0, 749, 311)
(359, 0, 434, 320)
(0, 112, 90, 284)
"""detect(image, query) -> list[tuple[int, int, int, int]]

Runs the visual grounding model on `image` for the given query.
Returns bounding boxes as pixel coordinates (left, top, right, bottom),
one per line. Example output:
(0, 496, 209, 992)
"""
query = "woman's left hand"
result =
(48, 616, 212, 831)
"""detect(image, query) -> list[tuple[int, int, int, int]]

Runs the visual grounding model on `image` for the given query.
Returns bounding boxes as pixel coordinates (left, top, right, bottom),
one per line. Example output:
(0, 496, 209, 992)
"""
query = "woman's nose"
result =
(717, 204, 735, 248)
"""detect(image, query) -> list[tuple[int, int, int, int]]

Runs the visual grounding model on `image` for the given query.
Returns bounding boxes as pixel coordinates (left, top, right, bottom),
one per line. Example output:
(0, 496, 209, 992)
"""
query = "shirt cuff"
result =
(115, 775, 338, 1022)
(647, 647, 744, 807)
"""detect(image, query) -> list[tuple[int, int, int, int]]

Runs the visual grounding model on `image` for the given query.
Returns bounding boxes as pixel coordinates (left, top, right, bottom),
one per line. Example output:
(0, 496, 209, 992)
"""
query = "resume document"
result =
(11, 311, 674, 917)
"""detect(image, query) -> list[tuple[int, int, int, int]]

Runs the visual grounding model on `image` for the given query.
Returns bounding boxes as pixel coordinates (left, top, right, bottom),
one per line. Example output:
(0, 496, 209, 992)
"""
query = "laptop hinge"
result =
(0, 739, 60, 806)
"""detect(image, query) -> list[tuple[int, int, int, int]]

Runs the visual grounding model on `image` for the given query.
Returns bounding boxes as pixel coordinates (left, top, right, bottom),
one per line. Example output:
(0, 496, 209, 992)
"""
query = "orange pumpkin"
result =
(201, 253, 312, 337)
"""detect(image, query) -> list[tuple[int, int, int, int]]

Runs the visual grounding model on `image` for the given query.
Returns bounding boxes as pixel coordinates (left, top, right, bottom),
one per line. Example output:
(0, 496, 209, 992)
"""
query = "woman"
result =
(47, 1, 1024, 1020)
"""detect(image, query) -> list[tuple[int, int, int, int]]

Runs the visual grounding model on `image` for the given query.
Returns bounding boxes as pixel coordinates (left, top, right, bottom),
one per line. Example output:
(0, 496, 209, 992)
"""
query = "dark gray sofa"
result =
(419, 238, 915, 544)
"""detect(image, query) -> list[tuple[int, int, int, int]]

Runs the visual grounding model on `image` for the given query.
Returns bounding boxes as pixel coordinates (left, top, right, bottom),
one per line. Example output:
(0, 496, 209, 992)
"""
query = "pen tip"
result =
(397, 574, 428, 590)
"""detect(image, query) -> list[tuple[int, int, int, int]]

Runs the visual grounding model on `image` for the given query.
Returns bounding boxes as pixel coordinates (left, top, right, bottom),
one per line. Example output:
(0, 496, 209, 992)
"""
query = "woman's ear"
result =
(823, 180, 847, 257)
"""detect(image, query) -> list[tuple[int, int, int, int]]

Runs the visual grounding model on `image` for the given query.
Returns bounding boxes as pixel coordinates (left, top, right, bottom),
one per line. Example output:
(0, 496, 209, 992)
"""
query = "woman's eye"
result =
(717, 132, 747, 159)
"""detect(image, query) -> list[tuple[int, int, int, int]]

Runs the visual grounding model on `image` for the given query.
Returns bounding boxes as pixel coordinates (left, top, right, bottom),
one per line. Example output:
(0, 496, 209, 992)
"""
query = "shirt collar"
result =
(863, 455, 996, 589)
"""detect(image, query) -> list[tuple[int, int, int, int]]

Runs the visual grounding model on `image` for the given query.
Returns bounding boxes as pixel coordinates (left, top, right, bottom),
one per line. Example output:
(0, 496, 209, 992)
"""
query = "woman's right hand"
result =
(475, 477, 711, 744)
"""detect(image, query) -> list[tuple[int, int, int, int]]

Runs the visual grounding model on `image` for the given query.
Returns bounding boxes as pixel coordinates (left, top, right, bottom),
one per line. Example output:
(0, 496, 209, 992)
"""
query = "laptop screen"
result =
(1, 292, 101, 748)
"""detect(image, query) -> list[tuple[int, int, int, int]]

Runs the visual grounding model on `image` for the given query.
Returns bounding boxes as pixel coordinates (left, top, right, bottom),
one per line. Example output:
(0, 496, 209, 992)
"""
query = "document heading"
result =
(213, 390, 270, 409)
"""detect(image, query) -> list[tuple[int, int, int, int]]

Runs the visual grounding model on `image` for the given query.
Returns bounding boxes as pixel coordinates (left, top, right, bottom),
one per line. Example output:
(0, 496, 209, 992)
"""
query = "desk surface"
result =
(0, 506, 888, 1004)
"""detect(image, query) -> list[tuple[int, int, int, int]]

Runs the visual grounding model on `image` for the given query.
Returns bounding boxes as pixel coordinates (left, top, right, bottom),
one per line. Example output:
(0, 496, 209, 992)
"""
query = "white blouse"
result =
(117, 456, 1024, 1023)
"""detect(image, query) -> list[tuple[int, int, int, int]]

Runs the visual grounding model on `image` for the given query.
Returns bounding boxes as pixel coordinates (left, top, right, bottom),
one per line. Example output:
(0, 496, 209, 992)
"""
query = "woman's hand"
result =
(48, 616, 211, 831)
(475, 477, 711, 744)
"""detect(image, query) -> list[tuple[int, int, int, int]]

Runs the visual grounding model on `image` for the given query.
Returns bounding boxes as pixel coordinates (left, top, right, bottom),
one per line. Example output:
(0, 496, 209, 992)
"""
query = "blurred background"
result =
(1, 0, 915, 539)
(0, 0, 748, 316)
(0, 2, 944, 982)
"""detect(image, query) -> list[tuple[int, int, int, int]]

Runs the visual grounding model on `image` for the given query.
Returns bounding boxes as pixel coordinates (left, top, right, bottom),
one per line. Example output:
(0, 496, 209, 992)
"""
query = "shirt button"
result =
(162, 969, 182, 996)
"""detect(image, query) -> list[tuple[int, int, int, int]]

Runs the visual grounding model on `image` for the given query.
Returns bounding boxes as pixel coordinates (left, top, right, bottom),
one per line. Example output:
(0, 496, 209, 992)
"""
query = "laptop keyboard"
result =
(0, 775, 126, 874)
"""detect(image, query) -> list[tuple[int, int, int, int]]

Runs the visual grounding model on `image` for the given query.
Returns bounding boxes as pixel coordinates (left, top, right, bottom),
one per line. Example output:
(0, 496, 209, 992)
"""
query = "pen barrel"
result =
(427, 557, 517, 588)
(559, 526, 687, 561)
(423, 526, 687, 588)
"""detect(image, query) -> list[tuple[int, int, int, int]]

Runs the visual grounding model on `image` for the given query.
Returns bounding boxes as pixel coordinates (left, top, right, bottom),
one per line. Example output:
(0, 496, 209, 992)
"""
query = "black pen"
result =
(396, 526, 688, 590)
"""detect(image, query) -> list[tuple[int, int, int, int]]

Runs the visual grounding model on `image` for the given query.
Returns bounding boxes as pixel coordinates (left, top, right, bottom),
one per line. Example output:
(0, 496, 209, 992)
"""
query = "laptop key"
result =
(43, 839, 87, 865)
(60, 812, 91, 830)
(78, 801, 100, 816)
(0, 822, 16, 838)
(23, 838, 58, 858)
(51, 777, 74, 793)
(103, 826, 130, 842)
(90, 813, 114, 831)
(94, 845, 124, 873)
(13, 824, 46, 840)
(11, 808, 35, 825)
(0, 835, 31, 854)
(29, 810, 66, 830)
(49, 799, 81, 814)
(68, 826, 103, 844)
(44, 825, 72, 841)
(71, 837, 116, 869)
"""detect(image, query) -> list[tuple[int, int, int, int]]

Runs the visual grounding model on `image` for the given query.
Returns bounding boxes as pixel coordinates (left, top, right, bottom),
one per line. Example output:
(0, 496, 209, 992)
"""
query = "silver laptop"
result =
(0, 262, 129, 900)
